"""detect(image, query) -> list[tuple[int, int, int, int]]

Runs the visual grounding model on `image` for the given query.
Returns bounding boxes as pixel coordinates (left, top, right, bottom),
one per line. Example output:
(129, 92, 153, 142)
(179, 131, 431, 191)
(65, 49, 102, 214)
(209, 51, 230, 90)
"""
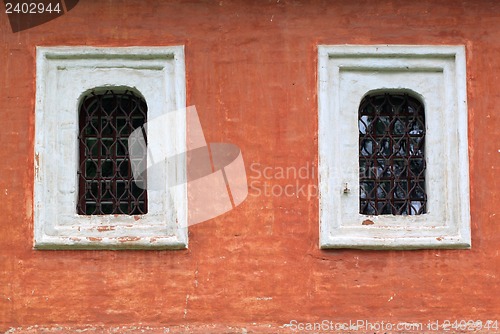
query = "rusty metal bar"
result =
(359, 93, 426, 216)
(77, 89, 147, 215)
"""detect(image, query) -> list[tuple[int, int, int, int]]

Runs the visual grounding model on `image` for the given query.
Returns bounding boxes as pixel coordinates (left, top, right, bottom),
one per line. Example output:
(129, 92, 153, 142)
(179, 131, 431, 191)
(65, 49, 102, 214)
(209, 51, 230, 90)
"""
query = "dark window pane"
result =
(77, 89, 148, 215)
(359, 93, 426, 215)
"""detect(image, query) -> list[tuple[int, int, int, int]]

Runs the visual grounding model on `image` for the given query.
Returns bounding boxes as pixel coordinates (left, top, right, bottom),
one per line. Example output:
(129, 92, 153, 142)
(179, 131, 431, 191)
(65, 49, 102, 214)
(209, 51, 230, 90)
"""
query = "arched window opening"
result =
(77, 88, 148, 215)
(358, 93, 426, 215)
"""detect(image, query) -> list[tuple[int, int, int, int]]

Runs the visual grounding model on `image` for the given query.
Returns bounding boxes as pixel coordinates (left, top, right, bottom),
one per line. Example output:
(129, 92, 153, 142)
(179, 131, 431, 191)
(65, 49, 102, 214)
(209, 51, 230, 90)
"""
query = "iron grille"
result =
(77, 89, 147, 215)
(359, 93, 427, 215)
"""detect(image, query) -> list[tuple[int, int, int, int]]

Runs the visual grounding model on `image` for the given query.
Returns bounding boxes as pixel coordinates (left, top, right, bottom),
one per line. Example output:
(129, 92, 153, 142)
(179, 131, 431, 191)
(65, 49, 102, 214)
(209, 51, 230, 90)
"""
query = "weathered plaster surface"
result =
(0, 0, 498, 332)
(318, 45, 470, 249)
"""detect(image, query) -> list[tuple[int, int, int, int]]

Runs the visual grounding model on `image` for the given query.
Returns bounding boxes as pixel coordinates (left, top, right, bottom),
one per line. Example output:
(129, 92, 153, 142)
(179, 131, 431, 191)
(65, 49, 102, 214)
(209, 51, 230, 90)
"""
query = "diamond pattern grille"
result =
(359, 93, 427, 215)
(77, 89, 147, 215)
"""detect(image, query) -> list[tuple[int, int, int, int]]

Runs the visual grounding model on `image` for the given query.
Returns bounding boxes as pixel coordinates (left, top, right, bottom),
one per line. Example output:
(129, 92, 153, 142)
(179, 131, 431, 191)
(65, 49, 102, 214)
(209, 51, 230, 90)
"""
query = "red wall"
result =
(1, 0, 499, 332)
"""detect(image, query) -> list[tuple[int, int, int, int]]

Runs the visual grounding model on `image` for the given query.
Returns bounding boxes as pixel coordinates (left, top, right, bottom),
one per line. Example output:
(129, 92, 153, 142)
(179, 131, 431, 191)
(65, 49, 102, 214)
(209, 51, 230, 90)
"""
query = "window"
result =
(318, 45, 471, 249)
(34, 46, 187, 249)
(77, 89, 148, 216)
(359, 93, 426, 216)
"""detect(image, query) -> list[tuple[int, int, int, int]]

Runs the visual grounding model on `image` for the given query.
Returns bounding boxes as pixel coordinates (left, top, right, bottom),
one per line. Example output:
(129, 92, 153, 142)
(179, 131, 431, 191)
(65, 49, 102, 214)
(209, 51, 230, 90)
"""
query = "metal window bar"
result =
(77, 89, 148, 215)
(359, 93, 427, 215)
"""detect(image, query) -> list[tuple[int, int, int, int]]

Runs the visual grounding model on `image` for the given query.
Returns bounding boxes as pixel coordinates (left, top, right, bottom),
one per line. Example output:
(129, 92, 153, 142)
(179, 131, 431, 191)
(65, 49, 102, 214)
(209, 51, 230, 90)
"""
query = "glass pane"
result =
(77, 89, 148, 215)
(359, 93, 426, 216)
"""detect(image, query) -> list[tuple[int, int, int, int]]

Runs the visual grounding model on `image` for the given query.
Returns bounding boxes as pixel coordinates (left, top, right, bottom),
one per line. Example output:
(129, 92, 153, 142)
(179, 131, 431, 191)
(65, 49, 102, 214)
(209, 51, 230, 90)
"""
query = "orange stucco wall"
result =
(1, 0, 499, 332)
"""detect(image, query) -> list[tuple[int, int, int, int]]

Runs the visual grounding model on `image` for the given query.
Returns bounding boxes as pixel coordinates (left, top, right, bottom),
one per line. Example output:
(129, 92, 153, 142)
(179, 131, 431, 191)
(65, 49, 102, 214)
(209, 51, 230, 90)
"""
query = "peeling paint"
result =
(183, 294, 190, 319)
(117, 236, 141, 243)
(97, 225, 116, 232)
(34, 153, 40, 179)
(255, 297, 273, 301)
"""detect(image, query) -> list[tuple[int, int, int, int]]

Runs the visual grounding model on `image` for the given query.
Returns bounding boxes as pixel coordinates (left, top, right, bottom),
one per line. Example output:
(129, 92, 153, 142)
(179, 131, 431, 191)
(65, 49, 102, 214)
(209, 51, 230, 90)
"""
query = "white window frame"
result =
(34, 46, 187, 249)
(318, 45, 471, 249)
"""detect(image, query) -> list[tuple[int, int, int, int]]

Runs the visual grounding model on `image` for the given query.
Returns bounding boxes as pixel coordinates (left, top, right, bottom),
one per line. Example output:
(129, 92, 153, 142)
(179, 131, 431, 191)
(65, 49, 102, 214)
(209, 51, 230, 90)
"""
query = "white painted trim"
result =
(318, 45, 470, 249)
(34, 46, 187, 249)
